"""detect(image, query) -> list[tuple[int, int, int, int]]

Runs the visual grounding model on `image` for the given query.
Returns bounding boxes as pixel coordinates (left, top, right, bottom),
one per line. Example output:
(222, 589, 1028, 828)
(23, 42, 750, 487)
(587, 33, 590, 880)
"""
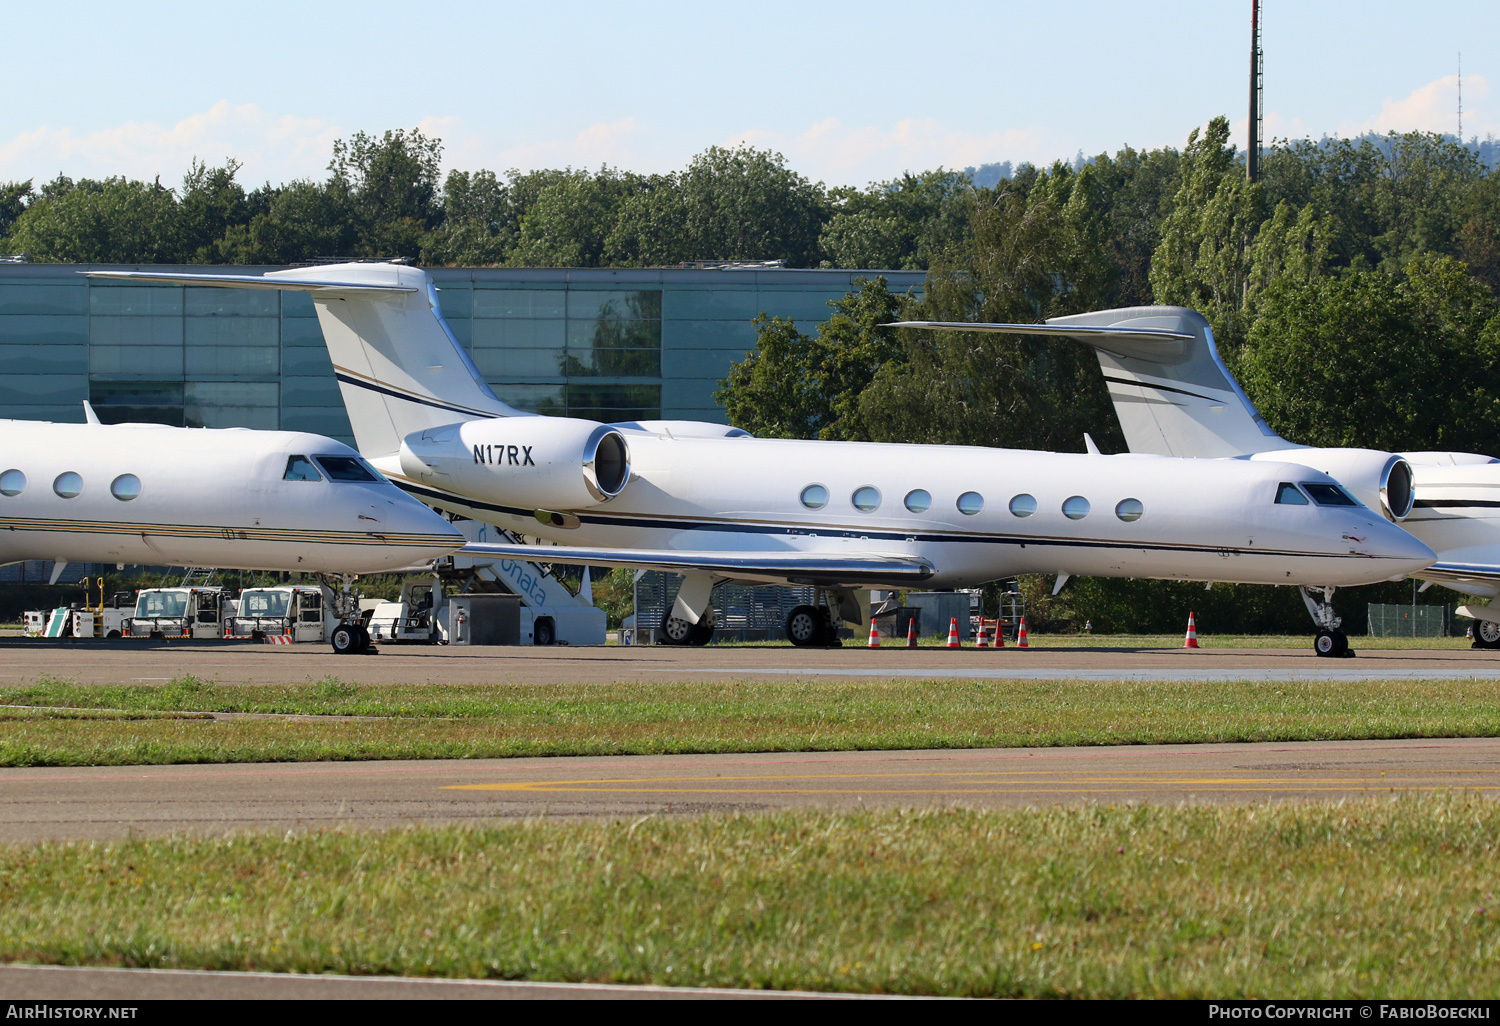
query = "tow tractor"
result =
(124, 586, 236, 639)
(226, 584, 338, 644)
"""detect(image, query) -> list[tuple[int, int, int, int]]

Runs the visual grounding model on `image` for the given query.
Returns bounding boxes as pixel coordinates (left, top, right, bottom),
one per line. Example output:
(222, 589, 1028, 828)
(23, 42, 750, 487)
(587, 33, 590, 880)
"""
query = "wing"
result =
(461, 543, 934, 587)
(1414, 562, 1500, 587)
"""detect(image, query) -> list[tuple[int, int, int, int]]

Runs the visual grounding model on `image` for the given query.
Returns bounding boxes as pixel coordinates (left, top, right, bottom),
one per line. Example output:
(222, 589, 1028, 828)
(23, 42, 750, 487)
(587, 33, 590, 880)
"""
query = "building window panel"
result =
(471, 347, 568, 379)
(89, 286, 182, 317)
(185, 288, 280, 317)
(90, 345, 184, 377)
(0, 315, 89, 346)
(90, 315, 183, 347)
(185, 317, 279, 348)
(0, 344, 87, 375)
(0, 284, 88, 317)
(566, 290, 661, 321)
(186, 347, 280, 378)
(473, 289, 566, 319)
(471, 318, 566, 350)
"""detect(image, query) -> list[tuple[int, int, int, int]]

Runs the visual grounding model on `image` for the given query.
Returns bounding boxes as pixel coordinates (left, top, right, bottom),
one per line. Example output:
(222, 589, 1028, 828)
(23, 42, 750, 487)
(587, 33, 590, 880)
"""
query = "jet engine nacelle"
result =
(1249, 447, 1415, 521)
(398, 417, 631, 510)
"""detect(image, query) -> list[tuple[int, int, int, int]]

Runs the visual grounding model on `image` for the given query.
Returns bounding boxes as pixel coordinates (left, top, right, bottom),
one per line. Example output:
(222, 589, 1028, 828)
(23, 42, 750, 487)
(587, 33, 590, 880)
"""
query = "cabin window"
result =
(1009, 493, 1037, 518)
(903, 489, 932, 513)
(110, 474, 142, 501)
(0, 469, 24, 496)
(1275, 482, 1309, 505)
(956, 491, 984, 515)
(52, 472, 82, 499)
(314, 455, 379, 482)
(852, 486, 882, 512)
(800, 484, 829, 510)
(1062, 495, 1091, 520)
(284, 455, 323, 482)
(1302, 482, 1359, 507)
(1115, 498, 1144, 522)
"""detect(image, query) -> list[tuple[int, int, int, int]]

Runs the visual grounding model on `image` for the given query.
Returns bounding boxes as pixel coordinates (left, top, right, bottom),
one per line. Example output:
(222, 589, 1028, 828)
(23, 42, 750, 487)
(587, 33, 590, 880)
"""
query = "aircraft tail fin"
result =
(888, 307, 1292, 457)
(86, 264, 522, 458)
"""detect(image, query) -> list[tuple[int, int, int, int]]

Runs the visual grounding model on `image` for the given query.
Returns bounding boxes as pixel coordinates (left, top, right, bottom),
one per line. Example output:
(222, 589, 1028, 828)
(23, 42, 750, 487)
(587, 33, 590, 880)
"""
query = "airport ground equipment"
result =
(124, 586, 236, 639)
(226, 584, 339, 644)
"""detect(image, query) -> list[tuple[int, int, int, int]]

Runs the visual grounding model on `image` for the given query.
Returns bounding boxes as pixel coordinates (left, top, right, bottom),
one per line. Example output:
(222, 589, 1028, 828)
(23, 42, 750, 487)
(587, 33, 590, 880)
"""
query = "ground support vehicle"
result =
(123, 587, 236, 640)
(226, 584, 338, 644)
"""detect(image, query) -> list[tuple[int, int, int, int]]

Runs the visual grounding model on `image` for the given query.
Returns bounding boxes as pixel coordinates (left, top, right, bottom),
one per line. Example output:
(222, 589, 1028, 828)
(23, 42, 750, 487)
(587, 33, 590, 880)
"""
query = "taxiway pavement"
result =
(3, 737, 1497, 843)
(1, 639, 1499, 686)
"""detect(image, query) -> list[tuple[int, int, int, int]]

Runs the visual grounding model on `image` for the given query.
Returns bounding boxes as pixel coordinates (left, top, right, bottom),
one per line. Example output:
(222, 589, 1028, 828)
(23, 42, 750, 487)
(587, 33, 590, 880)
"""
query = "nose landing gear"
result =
(1301, 586, 1353, 658)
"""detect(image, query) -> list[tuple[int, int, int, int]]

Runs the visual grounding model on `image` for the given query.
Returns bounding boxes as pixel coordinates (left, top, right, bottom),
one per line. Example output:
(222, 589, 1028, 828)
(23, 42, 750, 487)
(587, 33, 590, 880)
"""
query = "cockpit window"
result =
(1275, 482, 1309, 505)
(1302, 482, 1360, 507)
(284, 455, 323, 482)
(313, 455, 378, 482)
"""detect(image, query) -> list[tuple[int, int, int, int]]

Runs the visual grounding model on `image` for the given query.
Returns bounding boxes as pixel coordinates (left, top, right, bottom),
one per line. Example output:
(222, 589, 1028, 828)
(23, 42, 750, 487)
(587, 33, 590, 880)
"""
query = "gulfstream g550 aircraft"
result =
(0, 411, 465, 650)
(890, 307, 1500, 654)
(87, 266, 1435, 649)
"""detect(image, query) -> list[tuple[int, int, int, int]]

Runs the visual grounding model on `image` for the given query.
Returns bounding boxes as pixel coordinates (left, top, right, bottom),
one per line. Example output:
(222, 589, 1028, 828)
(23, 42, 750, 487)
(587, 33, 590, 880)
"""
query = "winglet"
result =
(81, 401, 100, 425)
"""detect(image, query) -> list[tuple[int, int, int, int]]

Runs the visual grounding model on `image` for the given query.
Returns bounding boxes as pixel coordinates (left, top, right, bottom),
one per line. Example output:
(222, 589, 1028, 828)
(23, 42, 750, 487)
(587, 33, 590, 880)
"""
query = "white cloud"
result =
(1338, 74, 1496, 139)
(452, 118, 648, 174)
(722, 117, 1063, 185)
(0, 101, 342, 188)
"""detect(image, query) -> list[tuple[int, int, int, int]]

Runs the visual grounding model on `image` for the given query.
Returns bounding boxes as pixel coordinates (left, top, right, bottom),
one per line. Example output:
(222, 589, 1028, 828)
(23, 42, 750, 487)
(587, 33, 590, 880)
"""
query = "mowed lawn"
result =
(1, 673, 1500, 766)
(2, 798, 1498, 997)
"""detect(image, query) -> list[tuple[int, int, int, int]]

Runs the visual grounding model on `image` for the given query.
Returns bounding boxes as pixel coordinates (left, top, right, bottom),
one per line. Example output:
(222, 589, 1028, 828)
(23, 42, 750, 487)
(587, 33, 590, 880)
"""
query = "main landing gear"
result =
(656, 572, 717, 646)
(1473, 619, 1500, 650)
(784, 588, 867, 647)
(1301, 585, 1353, 658)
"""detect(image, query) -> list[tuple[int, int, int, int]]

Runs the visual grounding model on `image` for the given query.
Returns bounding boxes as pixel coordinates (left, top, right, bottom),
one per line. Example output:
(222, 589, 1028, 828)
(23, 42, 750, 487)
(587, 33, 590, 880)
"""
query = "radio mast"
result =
(1248, 1, 1264, 182)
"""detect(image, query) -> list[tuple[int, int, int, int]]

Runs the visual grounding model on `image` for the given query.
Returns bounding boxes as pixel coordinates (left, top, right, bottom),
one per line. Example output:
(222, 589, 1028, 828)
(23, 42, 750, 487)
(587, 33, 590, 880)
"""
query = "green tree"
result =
(715, 277, 908, 439)
(7, 175, 180, 263)
(0, 180, 32, 243)
(422, 169, 513, 266)
(676, 146, 828, 266)
(328, 128, 444, 258)
(1237, 257, 1500, 452)
(819, 170, 972, 270)
(177, 159, 250, 263)
(218, 180, 357, 264)
(1150, 116, 1263, 346)
(509, 167, 645, 267)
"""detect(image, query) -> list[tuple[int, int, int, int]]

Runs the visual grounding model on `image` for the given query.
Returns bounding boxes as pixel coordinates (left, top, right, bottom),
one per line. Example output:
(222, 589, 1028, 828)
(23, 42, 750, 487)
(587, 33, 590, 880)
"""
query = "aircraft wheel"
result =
(534, 618, 556, 647)
(1473, 620, 1500, 649)
(786, 605, 822, 647)
(1313, 629, 1348, 658)
(657, 614, 695, 645)
(330, 623, 359, 655)
(689, 613, 715, 646)
(354, 624, 371, 654)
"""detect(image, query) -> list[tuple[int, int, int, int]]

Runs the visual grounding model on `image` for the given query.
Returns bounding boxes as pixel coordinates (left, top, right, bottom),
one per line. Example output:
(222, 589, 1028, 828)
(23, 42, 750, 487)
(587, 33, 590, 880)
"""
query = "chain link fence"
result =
(632, 571, 816, 643)
(1366, 603, 1456, 638)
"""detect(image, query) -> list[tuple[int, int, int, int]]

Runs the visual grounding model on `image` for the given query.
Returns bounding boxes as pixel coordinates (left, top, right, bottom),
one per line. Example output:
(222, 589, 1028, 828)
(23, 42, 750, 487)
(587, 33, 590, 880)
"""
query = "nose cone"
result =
(1360, 515, 1436, 578)
(336, 484, 464, 573)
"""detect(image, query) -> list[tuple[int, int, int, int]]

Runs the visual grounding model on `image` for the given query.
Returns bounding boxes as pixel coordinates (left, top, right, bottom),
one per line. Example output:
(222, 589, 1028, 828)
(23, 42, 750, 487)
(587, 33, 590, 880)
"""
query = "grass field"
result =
(2, 797, 1496, 997)
(3, 672, 1500, 766)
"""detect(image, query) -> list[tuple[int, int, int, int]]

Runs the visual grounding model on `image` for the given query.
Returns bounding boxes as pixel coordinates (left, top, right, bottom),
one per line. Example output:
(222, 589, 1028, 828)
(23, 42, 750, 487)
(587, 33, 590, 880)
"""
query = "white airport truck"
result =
(124, 586, 237, 639)
(226, 584, 337, 644)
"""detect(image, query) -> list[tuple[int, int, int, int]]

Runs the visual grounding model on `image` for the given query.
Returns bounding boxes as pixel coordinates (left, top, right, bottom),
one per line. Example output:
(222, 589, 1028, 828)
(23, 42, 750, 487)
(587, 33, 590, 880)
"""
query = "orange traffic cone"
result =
(976, 623, 989, 648)
(1017, 617, 1030, 648)
(868, 619, 881, 648)
(995, 621, 1005, 648)
(947, 617, 961, 648)
(1183, 612, 1200, 649)
(906, 619, 918, 648)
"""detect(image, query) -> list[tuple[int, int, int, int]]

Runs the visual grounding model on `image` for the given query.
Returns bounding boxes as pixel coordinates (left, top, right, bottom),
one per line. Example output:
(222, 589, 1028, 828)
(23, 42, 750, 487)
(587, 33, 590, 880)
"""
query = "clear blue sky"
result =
(4, 1, 1496, 189)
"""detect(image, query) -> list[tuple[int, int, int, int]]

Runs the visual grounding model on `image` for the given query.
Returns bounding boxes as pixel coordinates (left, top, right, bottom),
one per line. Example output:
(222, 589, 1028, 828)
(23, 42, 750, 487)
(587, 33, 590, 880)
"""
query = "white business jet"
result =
(87, 265, 1435, 649)
(0, 410, 465, 651)
(890, 306, 1500, 654)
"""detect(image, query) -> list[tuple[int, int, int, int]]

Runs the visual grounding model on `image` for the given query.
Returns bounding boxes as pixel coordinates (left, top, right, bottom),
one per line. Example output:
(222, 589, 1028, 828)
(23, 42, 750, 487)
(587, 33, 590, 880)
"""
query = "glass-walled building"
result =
(0, 264, 924, 442)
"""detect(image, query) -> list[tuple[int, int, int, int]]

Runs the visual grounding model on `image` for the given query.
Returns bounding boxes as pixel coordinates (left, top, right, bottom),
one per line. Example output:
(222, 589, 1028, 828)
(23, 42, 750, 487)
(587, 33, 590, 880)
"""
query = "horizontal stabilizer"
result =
(461, 542, 935, 587)
(84, 270, 417, 294)
(891, 308, 1287, 458)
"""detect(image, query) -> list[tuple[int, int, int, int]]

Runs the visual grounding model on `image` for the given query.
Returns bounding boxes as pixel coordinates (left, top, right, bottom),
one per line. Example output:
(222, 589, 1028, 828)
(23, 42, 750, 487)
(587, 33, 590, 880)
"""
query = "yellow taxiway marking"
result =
(446, 767, 1498, 796)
